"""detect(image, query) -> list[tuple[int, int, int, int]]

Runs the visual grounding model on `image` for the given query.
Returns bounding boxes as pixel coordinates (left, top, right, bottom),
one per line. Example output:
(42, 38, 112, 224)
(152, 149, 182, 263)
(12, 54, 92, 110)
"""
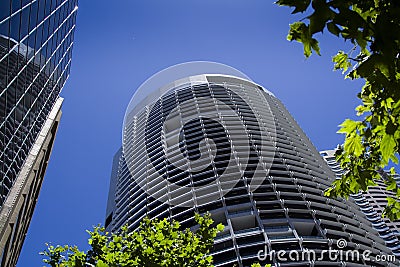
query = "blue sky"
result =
(17, 1, 362, 266)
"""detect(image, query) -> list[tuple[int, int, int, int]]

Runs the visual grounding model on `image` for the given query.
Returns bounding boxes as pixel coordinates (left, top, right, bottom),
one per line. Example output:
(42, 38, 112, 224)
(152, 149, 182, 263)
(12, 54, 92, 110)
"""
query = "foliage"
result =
(250, 263, 271, 267)
(276, 0, 400, 219)
(41, 213, 224, 267)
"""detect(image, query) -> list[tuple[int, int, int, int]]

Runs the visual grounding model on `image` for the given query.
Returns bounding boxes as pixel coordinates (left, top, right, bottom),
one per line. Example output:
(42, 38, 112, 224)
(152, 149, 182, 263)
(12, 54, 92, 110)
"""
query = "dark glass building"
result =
(106, 63, 397, 267)
(0, 1, 77, 266)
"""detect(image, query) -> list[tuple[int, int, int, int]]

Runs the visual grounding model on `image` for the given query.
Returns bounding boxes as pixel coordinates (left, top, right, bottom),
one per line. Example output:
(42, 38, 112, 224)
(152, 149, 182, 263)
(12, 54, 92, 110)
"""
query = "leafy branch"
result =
(277, 0, 400, 219)
(41, 213, 224, 267)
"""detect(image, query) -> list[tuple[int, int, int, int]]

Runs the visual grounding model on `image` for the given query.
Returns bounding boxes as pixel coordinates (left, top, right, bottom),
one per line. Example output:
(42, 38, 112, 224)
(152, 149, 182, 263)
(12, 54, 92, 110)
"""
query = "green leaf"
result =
(350, 177, 360, 192)
(275, 0, 311, 13)
(355, 105, 370, 116)
(392, 100, 400, 116)
(337, 119, 361, 135)
(344, 133, 363, 157)
(310, 38, 321, 56)
(96, 260, 108, 267)
(216, 224, 225, 232)
(333, 51, 352, 73)
(309, 0, 335, 34)
(387, 179, 397, 191)
(327, 22, 341, 36)
(385, 120, 396, 135)
(357, 54, 391, 79)
(287, 22, 320, 57)
(380, 134, 396, 164)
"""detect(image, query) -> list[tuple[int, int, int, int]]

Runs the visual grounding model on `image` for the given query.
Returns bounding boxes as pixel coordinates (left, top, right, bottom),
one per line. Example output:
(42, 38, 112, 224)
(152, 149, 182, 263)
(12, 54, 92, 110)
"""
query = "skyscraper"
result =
(107, 62, 396, 266)
(321, 149, 400, 257)
(0, 1, 77, 266)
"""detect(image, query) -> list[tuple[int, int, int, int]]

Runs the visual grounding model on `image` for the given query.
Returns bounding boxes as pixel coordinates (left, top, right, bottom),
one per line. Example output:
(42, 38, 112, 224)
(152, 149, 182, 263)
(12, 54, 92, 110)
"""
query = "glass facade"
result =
(0, 0, 77, 206)
(0, 1, 77, 266)
(107, 70, 397, 267)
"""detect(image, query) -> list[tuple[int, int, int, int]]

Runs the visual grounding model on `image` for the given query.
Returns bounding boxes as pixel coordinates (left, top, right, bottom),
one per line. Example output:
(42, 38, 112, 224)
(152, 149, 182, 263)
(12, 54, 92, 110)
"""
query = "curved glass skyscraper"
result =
(106, 63, 396, 267)
(0, 1, 77, 266)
